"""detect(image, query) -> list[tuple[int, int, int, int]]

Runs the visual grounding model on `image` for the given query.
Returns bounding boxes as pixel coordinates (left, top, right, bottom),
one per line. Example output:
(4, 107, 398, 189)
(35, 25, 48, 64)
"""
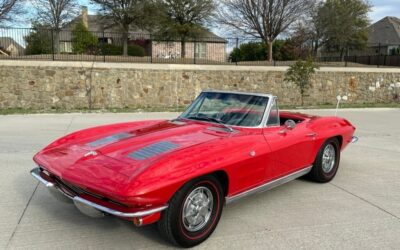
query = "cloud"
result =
(369, 0, 400, 22)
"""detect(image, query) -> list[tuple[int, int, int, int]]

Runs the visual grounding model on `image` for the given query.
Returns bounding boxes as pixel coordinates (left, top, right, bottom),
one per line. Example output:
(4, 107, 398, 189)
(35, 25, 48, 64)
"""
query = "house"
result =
(320, 16, 400, 58)
(60, 6, 227, 61)
(0, 37, 25, 56)
(368, 16, 400, 55)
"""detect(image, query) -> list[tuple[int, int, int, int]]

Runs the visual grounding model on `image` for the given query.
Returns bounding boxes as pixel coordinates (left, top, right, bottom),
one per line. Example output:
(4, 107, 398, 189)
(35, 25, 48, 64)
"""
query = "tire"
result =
(158, 175, 224, 248)
(308, 138, 341, 183)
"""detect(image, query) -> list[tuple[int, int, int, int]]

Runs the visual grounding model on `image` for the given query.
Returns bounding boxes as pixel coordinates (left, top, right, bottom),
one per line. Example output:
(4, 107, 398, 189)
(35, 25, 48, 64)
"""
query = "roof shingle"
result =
(369, 16, 400, 45)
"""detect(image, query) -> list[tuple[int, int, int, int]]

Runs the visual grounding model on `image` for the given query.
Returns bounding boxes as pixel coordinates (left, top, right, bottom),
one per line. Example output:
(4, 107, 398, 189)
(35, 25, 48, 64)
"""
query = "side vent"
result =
(128, 141, 179, 160)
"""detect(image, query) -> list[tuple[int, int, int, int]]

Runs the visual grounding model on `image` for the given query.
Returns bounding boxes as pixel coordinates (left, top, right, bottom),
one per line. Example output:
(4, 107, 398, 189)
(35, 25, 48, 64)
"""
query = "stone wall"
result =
(0, 61, 399, 110)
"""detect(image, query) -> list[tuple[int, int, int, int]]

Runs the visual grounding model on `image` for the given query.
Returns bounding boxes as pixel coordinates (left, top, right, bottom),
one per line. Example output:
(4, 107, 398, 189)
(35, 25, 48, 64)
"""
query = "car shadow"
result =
(14, 174, 172, 247)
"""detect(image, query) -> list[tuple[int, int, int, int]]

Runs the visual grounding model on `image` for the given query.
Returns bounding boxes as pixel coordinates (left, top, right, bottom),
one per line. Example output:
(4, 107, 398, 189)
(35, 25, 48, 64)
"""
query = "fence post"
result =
(102, 31, 106, 63)
(194, 41, 197, 64)
(384, 54, 387, 67)
(235, 38, 239, 66)
(51, 29, 55, 61)
(377, 42, 381, 68)
(150, 34, 153, 63)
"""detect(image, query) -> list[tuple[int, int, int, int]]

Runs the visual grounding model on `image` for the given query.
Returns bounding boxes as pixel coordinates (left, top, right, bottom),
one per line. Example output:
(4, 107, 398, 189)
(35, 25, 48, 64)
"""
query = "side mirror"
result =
(284, 120, 296, 130)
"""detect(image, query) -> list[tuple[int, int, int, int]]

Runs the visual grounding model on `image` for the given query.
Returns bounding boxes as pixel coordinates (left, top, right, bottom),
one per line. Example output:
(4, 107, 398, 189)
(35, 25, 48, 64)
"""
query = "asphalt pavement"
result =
(0, 109, 399, 250)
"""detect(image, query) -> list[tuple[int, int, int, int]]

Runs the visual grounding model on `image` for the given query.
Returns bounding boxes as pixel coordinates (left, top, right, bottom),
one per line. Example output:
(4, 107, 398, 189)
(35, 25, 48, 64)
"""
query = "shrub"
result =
(229, 42, 266, 62)
(72, 21, 98, 54)
(284, 58, 319, 106)
(229, 40, 298, 62)
(127, 44, 145, 56)
(25, 23, 53, 55)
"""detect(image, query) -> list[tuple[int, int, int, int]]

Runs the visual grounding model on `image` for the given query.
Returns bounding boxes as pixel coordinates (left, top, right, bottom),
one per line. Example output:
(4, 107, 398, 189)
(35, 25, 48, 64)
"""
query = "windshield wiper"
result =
(186, 115, 234, 133)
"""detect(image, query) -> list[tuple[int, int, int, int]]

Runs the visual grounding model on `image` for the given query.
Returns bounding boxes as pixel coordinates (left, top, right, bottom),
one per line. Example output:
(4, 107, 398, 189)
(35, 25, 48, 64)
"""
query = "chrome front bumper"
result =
(350, 136, 359, 143)
(30, 167, 168, 218)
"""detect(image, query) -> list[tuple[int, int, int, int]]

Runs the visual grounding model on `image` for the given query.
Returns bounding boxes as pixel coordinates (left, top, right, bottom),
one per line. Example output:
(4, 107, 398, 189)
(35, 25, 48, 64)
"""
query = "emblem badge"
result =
(84, 151, 98, 157)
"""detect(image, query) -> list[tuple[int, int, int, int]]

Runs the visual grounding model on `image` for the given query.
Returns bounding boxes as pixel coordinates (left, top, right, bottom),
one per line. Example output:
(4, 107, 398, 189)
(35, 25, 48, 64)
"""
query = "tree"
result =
(159, 0, 215, 58)
(32, 0, 79, 53)
(91, 0, 155, 56)
(72, 21, 98, 54)
(316, 0, 371, 60)
(216, 0, 315, 62)
(25, 22, 53, 55)
(0, 0, 24, 26)
(284, 58, 318, 106)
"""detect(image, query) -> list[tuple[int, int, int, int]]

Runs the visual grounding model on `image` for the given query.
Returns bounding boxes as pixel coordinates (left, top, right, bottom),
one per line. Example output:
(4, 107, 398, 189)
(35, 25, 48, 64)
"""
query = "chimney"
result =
(81, 6, 88, 29)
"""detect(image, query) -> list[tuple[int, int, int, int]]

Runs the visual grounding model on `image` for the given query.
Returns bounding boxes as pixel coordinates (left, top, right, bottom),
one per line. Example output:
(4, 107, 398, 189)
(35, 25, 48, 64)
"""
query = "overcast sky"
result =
(16, 0, 400, 29)
(79, 0, 400, 23)
(369, 0, 400, 22)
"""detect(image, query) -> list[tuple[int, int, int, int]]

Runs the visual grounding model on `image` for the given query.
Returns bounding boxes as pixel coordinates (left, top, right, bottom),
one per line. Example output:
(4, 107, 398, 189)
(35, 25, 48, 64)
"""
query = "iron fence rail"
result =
(0, 27, 399, 67)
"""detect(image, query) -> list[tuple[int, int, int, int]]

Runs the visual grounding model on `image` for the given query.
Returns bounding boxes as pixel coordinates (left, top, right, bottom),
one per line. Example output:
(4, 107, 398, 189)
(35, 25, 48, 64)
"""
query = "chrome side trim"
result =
(350, 136, 358, 143)
(30, 167, 168, 218)
(225, 166, 313, 204)
(73, 197, 168, 218)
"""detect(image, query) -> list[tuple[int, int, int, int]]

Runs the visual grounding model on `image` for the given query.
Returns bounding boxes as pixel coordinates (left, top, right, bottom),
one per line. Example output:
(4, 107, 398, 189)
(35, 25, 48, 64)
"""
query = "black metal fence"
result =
(0, 27, 399, 67)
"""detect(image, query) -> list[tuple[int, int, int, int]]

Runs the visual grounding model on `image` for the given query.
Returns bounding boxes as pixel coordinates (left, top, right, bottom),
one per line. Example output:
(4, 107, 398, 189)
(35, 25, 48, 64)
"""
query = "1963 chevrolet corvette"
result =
(31, 90, 357, 247)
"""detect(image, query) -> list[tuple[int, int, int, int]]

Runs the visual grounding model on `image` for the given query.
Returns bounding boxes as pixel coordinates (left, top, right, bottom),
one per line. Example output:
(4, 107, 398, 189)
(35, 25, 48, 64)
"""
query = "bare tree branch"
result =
(32, 0, 79, 54)
(215, 0, 315, 61)
(32, 0, 79, 30)
(91, 0, 156, 56)
(159, 0, 215, 58)
(0, 0, 25, 26)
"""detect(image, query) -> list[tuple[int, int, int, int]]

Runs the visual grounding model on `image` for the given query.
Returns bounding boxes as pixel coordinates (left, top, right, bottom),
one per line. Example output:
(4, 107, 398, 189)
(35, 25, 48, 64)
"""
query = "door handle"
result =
(306, 133, 317, 138)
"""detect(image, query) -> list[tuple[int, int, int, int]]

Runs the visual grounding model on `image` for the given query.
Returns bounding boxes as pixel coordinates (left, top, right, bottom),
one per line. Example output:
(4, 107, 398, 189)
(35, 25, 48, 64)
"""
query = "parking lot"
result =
(1, 109, 399, 249)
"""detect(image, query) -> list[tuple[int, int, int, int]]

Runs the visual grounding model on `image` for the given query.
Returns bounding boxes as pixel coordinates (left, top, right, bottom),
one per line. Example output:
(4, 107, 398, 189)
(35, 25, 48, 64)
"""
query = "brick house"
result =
(60, 7, 227, 61)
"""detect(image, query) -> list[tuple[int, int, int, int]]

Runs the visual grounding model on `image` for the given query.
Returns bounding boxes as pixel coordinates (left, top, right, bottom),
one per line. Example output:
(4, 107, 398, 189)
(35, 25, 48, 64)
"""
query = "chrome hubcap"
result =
(182, 187, 214, 232)
(322, 144, 336, 173)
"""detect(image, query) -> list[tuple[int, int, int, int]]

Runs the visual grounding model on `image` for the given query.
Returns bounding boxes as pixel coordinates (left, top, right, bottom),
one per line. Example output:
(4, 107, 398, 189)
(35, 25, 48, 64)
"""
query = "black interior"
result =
(220, 112, 261, 127)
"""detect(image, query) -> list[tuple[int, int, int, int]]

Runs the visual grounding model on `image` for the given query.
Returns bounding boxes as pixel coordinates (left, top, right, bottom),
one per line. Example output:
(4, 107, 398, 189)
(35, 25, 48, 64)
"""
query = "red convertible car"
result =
(31, 90, 357, 247)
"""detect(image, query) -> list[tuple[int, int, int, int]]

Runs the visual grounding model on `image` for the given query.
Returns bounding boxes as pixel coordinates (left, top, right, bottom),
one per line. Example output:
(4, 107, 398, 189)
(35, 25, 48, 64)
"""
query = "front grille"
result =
(39, 167, 128, 208)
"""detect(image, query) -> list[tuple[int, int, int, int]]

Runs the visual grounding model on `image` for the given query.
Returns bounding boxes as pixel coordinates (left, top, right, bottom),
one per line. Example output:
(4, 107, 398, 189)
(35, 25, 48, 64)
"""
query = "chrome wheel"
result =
(182, 186, 214, 232)
(322, 144, 336, 173)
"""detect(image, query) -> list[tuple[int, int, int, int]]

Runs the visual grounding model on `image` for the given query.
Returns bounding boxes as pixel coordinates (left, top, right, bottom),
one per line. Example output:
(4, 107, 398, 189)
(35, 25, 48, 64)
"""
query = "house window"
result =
(60, 42, 72, 53)
(195, 43, 207, 59)
(98, 37, 112, 44)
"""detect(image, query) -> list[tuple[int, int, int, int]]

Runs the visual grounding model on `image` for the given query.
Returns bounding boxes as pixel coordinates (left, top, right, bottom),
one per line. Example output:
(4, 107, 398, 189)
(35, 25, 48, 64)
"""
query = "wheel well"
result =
(211, 170, 229, 197)
(334, 135, 343, 149)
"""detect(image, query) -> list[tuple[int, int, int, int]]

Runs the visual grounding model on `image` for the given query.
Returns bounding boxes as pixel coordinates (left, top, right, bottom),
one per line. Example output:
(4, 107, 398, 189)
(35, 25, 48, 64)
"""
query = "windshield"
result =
(180, 92, 269, 127)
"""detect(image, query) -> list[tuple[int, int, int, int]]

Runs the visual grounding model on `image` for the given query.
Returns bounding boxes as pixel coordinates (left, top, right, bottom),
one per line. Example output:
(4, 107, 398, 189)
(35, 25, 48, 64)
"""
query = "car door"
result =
(263, 98, 316, 180)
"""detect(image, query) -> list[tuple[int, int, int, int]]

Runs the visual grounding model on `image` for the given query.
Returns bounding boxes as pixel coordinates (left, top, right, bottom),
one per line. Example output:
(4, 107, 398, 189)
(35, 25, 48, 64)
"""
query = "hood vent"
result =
(87, 132, 132, 147)
(128, 141, 179, 160)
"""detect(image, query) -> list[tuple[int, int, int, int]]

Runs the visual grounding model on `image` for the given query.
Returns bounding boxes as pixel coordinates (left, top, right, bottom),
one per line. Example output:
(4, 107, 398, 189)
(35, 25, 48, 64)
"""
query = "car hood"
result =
(34, 120, 223, 179)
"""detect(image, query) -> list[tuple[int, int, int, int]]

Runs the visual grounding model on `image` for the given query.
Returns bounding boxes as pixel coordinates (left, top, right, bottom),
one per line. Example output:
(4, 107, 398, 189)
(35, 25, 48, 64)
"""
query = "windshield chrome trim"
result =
(203, 90, 274, 99)
(179, 90, 276, 129)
